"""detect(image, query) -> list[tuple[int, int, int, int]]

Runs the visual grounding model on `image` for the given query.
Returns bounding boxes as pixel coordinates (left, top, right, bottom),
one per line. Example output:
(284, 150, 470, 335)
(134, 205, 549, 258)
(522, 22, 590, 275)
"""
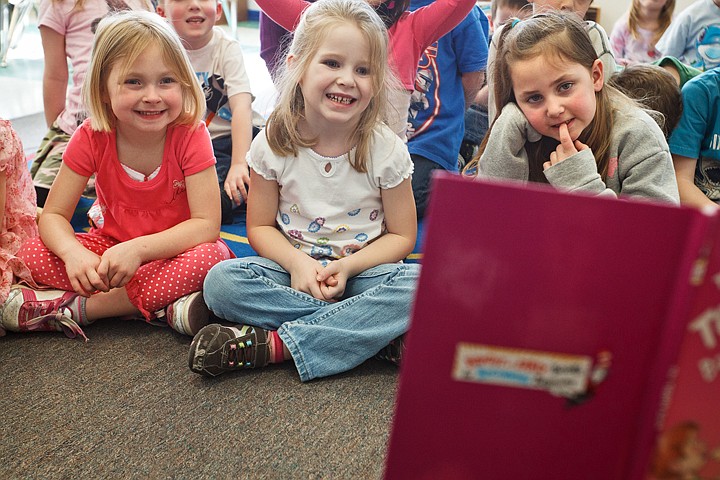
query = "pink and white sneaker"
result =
(0, 286, 89, 341)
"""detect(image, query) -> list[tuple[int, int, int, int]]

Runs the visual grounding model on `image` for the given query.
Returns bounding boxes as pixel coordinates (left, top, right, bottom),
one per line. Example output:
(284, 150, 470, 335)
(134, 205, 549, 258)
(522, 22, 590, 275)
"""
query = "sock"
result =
(63, 296, 90, 326)
(51, 295, 90, 341)
(268, 331, 285, 364)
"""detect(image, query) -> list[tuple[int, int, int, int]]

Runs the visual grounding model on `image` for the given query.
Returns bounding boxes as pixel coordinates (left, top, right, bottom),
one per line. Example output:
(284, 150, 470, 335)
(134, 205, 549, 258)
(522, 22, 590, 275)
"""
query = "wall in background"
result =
(592, 0, 694, 33)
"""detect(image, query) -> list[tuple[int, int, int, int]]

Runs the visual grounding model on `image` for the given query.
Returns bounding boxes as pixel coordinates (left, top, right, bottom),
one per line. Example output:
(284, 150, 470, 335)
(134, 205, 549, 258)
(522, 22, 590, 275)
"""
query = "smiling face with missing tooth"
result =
(510, 53, 603, 142)
(293, 22, 374, 139)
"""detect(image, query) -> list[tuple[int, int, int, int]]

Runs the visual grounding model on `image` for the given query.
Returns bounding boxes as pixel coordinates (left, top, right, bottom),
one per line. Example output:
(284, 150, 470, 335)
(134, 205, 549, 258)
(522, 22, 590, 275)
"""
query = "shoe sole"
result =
(188, 324, 223, 376)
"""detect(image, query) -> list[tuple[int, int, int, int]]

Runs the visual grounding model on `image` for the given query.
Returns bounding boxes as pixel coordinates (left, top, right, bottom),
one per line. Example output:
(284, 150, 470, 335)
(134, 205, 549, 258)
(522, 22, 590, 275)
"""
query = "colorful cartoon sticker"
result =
(452, 343, 593, 399)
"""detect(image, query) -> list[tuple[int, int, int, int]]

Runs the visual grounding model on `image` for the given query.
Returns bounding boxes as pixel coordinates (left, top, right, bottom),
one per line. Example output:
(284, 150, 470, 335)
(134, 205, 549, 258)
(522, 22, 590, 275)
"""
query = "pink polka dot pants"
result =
(18, 234, 233, 320)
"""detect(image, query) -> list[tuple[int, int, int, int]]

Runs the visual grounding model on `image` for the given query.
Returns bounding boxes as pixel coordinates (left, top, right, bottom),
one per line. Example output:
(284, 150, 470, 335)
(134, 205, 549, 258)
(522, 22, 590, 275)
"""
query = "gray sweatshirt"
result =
(478, 102, 680, 205)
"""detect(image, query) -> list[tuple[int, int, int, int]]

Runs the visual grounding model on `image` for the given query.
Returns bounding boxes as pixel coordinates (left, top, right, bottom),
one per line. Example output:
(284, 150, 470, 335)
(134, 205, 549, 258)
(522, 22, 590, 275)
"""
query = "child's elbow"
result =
(199, 216, 221, 243)
(398, 233, 417, 259)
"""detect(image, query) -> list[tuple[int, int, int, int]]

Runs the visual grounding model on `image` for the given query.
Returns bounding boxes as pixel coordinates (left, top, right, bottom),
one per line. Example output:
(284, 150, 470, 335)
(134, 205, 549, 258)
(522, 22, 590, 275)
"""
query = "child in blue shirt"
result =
(670, 69, 720, 209)
(656, 0, 720, 71)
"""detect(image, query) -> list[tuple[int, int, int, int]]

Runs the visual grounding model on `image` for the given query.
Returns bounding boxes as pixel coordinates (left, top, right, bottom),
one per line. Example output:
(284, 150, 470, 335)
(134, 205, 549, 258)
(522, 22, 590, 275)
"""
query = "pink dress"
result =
(0, 120, 39, 322)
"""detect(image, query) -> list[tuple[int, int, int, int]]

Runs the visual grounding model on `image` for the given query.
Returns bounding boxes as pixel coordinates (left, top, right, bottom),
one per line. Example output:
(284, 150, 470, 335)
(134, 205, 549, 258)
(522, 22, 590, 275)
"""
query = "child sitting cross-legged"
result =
(187, 0, 420, 381)
(0, 11, 233, 340)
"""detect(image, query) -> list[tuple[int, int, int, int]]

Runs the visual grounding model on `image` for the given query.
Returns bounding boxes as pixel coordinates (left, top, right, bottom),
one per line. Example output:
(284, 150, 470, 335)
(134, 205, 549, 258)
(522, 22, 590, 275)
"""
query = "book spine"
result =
(629, 210, 720, 479)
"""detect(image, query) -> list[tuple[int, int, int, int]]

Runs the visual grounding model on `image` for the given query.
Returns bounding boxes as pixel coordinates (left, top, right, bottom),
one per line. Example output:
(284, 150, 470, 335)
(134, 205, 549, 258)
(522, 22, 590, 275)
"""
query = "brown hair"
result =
(265, 0, 400, 173)
(471, 12, 626, 181)
(628, 0, 675, 43)
(83, 10, 205, 132)
(609, 63, 682, 138)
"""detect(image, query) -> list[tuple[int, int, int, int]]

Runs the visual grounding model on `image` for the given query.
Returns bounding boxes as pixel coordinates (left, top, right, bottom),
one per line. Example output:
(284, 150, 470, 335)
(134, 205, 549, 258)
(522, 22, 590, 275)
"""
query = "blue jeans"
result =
(203, 257, 421, 382)
(463, 103, 489, 145)
(212, 128, 260, 224)
(410, 154, 444, 220)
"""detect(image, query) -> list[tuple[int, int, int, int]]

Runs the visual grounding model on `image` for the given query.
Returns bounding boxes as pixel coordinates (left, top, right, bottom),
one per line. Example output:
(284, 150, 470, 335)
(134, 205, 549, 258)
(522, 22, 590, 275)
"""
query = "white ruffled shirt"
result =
(248, 124, 413, 260)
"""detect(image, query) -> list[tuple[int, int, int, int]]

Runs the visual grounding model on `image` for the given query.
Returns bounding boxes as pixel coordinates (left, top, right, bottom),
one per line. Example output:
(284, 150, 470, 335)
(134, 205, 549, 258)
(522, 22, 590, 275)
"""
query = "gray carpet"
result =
(0, 320, 399, 479)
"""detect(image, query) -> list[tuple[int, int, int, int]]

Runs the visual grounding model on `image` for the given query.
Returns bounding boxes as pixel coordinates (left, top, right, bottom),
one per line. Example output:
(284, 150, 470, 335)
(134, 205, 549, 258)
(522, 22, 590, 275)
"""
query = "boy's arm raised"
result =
(254, 0, 309, 31)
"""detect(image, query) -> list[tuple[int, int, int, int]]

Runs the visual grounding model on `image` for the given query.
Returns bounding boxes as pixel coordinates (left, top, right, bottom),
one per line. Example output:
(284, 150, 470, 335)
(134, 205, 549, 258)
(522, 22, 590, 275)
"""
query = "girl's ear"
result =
(287, 54, 301, 84)
(591, 59, 604, 92)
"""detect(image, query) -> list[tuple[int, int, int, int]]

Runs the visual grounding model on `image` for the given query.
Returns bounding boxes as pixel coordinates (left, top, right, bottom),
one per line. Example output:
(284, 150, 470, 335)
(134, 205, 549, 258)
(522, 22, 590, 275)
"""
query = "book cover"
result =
(385, 174, 718, 480)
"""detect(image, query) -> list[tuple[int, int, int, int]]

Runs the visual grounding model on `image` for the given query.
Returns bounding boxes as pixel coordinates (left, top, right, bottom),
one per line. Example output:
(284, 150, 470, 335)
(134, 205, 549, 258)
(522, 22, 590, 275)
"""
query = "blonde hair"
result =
(265, 0, 399, 173)
(629, 0, 675, 43)
(472, 12, 629, 181)
(83, 10, 205, 132)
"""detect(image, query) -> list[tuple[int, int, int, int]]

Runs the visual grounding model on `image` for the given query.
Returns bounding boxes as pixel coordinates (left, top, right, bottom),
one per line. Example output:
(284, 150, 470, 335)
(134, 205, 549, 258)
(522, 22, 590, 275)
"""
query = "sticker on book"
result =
(452, 343, 612, 402)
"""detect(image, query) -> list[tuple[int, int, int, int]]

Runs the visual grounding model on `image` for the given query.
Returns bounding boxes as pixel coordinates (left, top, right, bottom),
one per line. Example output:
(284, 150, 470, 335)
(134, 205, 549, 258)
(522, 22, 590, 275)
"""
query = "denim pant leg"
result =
(202, 257, 420, 382)
(463, 104, 489, 145)
(283, 262, 420, 381)
(203, 256, 315, 331)
(411, 154, 444, 220)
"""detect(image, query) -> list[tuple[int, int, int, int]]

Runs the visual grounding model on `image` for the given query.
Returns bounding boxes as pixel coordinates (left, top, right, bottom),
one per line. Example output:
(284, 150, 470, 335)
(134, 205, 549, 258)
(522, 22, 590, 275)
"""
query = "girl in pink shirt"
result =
(610, 0, 676, 65)
(0, 11, 232, 340)
(31, 0, 153, 207)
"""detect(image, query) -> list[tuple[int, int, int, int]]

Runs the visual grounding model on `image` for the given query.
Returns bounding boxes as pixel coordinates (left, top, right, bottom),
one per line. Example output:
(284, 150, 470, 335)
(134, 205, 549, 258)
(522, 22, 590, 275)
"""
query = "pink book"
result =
(384, 173, 720, 479)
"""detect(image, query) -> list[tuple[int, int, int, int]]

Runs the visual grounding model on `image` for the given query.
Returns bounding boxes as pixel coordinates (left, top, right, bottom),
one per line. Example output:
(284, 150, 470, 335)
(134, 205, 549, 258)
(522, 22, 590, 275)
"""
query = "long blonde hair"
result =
(628, 0, 675, 43)
(265, 0, 399, 173)
(472, 12, 628, 181)
(83, 10, 204, 132)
